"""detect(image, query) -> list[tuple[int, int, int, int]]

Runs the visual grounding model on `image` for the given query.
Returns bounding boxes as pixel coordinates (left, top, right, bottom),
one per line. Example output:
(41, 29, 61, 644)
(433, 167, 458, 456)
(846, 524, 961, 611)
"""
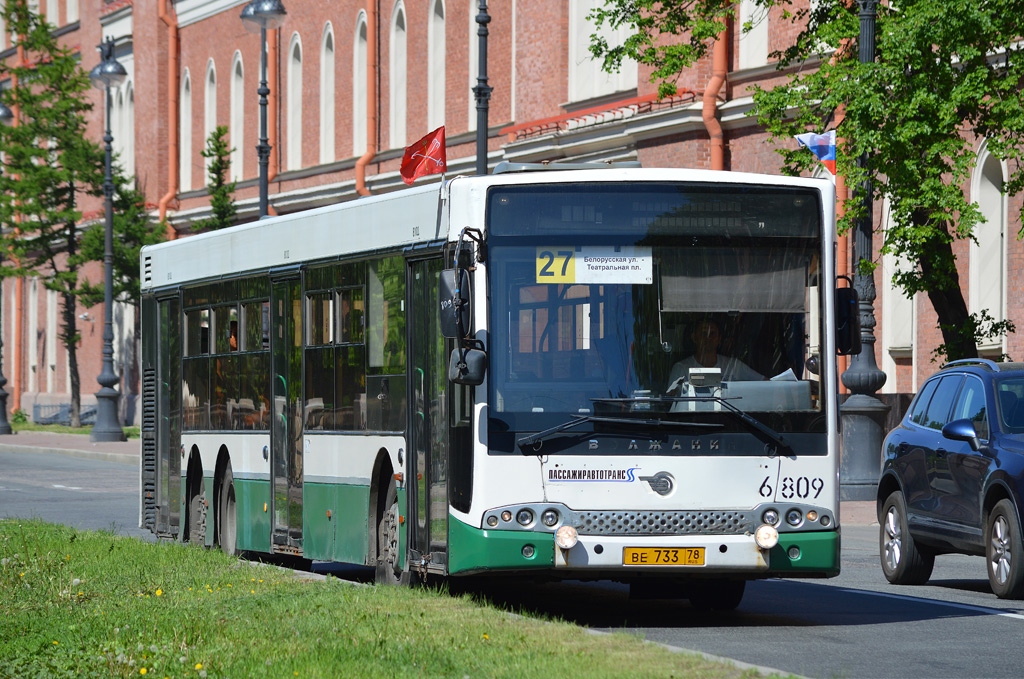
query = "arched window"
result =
(287, 34, 303, 170)
(567, 0, 637, 103)
(428, 0, 445, 131)
(204, 60, 217, 175)
(45, 0, 57, 24)
(353, 13, 368, 156)
(66, 0, 77, 23)
(467, 3, 478, 131)
(180, 70, 192, 191)
(320, 24, 336, 164)
(230, 53, 244, 182)
(120, 82, 135, 177)
(389, 1, 407, 148)
(970, 145, 1007, 354)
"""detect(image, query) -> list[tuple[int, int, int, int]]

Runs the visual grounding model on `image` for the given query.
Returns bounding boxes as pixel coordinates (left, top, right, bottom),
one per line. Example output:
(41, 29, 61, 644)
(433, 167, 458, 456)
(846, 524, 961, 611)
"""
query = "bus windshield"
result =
(487, 182, 826, 446)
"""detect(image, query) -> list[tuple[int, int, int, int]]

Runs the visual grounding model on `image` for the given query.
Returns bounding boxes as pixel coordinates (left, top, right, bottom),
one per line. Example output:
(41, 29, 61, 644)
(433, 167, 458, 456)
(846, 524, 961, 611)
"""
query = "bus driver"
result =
(668, 318, 763, 392)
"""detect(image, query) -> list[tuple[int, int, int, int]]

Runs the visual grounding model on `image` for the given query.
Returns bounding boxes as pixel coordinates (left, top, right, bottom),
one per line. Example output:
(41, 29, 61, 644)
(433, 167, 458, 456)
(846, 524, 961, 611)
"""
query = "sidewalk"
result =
(0, 430, 880, 526)
(0, 430, 140, 465)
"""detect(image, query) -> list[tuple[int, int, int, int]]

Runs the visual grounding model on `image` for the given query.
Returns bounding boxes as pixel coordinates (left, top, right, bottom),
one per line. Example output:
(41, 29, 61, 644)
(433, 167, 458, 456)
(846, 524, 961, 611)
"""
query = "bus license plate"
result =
(623, 547, 705, 566)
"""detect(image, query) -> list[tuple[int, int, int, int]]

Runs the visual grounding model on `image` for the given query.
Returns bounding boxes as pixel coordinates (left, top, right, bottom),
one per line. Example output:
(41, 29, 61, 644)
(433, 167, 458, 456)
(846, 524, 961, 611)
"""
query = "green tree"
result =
(194, 124, 238, 231)
(589, 0, 1024, 360)
(0, 0, 105, 427)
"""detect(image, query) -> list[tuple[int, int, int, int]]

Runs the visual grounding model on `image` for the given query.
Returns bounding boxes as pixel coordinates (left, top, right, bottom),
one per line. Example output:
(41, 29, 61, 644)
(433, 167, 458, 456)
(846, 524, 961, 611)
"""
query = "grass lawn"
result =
(0, 520, 788, 679)
(10, 421, 140, 439)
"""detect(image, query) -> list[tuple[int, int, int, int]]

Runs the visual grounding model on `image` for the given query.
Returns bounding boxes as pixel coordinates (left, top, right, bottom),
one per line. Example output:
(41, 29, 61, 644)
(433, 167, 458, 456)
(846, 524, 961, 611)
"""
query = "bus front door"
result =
(271, 277, 303, 552)
(409, 258, 449, 567)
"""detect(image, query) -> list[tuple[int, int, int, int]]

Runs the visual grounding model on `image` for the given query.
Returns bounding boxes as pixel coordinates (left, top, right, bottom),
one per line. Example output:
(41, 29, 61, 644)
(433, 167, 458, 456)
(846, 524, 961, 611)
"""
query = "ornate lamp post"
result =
(241, 0, 287, 218)
(840, 0, 889, 499)
(0, 99, 12, 435)
(473, 0, 491, 176)
(89, 38, 127, 442)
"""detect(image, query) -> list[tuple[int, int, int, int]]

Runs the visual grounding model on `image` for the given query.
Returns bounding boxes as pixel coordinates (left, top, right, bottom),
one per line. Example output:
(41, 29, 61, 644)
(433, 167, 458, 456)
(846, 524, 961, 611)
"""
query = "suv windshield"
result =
(486, 182, 826, 450)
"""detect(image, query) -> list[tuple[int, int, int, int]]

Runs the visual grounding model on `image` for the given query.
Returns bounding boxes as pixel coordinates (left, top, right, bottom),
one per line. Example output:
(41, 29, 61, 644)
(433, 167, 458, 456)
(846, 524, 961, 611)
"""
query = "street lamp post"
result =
(473, 0, 491, 176)
(0, 99, 12, 435)
(241, 0, 287, 218)
(839, 0, 888, 499)
(89, 38, 127, 442)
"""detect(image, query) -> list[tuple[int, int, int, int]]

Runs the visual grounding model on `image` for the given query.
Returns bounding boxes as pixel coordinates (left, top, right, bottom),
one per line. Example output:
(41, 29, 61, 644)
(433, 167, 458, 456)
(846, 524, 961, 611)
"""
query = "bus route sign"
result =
(535, 246, 652, 285)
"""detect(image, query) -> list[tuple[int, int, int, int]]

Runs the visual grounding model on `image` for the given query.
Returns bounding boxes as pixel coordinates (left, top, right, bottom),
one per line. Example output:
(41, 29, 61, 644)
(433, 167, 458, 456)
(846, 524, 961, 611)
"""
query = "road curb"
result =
(0, 443, 137, 466)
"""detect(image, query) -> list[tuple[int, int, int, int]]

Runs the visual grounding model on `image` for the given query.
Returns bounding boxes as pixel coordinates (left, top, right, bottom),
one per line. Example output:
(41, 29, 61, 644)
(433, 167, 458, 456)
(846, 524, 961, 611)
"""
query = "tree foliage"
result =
(194, 125, 238, 231)
(0, 0, 105, 426)
(590, 0, 1024, 360)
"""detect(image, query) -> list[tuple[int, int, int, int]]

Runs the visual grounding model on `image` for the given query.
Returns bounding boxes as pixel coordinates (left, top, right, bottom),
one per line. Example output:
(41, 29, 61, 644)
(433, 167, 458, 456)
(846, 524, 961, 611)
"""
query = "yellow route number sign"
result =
(535, 246, 652, 285)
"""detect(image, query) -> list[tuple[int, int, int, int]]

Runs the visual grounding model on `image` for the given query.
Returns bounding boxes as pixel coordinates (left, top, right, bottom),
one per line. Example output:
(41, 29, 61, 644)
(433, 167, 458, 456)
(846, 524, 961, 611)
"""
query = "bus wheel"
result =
(688, 579, 745, 611)
(188, 479, 206, 545)
(218, 466, 238, 556)
(375, 477, 411, 586)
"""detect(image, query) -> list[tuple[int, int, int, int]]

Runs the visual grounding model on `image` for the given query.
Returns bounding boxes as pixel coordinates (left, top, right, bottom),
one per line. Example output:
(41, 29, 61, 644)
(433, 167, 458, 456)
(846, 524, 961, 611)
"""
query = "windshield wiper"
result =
(666, 396, 789, 451)
(516, 413, 721, 451)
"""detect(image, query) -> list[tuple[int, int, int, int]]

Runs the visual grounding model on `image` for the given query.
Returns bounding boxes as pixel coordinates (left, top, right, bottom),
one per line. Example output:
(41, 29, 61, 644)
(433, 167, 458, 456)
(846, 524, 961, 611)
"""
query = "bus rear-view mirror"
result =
(439, 268, 471, 339)
(835, 284, 861, 356)
(449, 347, 487, 386)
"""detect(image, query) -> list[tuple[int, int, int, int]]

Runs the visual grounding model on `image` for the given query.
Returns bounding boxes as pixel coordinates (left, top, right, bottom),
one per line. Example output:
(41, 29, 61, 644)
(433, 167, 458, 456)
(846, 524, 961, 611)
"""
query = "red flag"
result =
(400, 126, 446, 185)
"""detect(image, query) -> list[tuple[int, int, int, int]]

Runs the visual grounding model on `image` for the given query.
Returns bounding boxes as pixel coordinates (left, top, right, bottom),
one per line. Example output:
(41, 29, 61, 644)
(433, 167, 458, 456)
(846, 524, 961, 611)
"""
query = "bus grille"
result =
(575, 510, 754, 536)
(141, 368, 157, 530)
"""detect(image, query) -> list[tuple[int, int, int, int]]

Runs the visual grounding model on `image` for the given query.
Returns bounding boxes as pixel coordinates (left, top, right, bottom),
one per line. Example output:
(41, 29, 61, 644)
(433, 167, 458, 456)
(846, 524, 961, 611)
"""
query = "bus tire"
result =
(187, 478, 206, 545)
(218, 465, 238, 557)
(880, 490, 933, 585)
(375, 476, 412, 586)
(688, 579, 745, 611)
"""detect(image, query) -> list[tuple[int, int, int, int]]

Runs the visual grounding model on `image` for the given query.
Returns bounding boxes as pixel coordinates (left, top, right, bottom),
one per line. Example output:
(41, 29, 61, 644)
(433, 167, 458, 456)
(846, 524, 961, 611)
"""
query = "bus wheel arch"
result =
(184, 446, 206, 545)
(370, 447, 411, 585)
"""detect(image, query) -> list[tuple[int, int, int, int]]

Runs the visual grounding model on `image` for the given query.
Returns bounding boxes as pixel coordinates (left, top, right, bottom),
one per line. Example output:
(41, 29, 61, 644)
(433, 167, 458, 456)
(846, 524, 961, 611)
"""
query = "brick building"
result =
(1, 0, 1019, 424)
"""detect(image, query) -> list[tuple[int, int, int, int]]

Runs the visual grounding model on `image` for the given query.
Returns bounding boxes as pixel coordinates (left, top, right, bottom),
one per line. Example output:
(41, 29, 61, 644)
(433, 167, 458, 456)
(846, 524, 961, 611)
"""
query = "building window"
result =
(287, 34, 303, 171)
(66, 0, 78, 23)
(230, 53, 244, 182)
(738, 0, 769, 70)
(568, 0, 637, 104)
(320, 24, 335, 165)
(180, 70, 192, 191)
(389, 2, 407, 148)
(353, 13, 368, 156)
(428, 0, 445, 131)
(970, 146, 1007, 353)
(204, 61, 217, 175)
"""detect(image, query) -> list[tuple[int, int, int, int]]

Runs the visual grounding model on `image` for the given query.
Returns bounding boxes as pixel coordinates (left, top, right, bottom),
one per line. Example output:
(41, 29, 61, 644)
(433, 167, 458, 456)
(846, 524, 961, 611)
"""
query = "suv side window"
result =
(951, 375, 989, 440)
(921, 375, 963, 430)
(909, 379, 940, 427)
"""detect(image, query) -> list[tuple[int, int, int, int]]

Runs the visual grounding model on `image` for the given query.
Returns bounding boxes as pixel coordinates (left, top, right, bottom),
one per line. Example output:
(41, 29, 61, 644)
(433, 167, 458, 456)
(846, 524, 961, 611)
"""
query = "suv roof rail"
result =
(492, 160, 643, 175)
(942, 358, 1002, 372)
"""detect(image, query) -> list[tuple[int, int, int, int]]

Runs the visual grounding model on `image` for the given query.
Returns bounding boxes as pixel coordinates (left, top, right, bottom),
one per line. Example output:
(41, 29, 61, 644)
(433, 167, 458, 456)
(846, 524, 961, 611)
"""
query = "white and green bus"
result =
(140, 164, 858, 609)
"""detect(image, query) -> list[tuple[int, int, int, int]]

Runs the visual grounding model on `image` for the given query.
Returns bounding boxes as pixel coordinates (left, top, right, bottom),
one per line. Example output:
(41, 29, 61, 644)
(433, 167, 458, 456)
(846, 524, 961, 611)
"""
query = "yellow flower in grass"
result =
(155, 589, 163, 597)
(195, 663, 202, 671)
(139, 669, 147, 675)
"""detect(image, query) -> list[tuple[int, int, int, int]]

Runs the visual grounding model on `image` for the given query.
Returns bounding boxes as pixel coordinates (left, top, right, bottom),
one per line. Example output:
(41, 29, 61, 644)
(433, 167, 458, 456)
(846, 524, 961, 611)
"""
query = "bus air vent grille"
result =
(575, 510, 754, 536)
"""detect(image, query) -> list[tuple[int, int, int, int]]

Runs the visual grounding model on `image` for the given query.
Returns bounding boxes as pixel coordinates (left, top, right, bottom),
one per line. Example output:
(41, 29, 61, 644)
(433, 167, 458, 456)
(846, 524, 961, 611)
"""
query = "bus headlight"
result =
(516, 509, 534, 526)
(755, 524, 779, 550)
(541, 509, 560, 527)
(761, 509, 780, 526)
(786, 509, 803, 527)
(555, 525, 578, 550)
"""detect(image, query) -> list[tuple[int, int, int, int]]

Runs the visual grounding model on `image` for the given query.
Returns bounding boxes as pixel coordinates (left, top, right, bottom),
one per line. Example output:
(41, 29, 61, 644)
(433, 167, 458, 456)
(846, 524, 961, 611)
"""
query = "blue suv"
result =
(877, 359, 1024, 599)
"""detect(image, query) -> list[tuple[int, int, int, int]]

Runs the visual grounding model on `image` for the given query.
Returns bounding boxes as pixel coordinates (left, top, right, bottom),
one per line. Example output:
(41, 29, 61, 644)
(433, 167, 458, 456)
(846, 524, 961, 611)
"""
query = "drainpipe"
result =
(355, 0, 377, 196)
(11, 47, 24, 413)
(701, 16, 729, 171)
(157, 0, 178, 239)
(267, 28, 279, 213)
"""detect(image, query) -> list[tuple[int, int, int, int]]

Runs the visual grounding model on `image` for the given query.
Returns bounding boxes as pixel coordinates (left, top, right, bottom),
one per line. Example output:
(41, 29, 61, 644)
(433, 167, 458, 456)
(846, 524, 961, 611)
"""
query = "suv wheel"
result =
(880, 491, 934, 585)
(986, 499, 1024, 599)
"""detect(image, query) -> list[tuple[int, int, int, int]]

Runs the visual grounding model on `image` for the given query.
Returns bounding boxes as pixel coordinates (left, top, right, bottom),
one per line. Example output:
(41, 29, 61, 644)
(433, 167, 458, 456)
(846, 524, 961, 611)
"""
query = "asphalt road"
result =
(3, 450, 1023, 678)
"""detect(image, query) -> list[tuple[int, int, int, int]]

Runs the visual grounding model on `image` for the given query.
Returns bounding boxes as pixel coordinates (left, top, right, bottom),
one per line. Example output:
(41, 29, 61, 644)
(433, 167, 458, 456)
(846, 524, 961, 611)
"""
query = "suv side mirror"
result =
(942, 418, 981, 452)
(836, 285, 861, 356)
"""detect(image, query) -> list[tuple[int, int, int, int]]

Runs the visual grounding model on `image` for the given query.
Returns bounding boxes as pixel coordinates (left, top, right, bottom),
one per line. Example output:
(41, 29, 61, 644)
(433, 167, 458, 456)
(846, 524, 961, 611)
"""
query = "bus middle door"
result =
(271, 276, 303, 553)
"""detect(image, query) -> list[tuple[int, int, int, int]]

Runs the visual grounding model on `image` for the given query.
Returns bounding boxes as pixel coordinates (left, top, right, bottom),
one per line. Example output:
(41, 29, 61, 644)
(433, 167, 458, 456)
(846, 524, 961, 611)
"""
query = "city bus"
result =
(140, 164, 859, 609)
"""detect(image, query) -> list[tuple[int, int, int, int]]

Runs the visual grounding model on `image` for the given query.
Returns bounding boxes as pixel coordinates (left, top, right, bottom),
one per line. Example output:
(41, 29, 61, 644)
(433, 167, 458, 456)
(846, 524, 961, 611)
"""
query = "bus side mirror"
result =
(836, 285, 861, 356)
(439, 269, 471, 339)
(449, 347, 487, 386)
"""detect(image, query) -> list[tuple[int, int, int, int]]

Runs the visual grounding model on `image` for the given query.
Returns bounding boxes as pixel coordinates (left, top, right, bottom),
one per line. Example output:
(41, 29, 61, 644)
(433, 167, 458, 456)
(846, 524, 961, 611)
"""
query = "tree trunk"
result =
(915, 213, 977, 362)
(63, 290, 81, 428)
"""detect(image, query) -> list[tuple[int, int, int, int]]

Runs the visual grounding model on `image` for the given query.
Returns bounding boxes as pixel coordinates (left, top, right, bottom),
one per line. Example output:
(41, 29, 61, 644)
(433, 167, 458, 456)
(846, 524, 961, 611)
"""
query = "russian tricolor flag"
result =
(795, 130, 836, 175)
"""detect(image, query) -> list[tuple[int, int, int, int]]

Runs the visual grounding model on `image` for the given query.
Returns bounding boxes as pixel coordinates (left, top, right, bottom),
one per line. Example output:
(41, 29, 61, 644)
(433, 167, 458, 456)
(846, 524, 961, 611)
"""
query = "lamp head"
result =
(89, 38, 127, 90)
(240, 0, 287, 33)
